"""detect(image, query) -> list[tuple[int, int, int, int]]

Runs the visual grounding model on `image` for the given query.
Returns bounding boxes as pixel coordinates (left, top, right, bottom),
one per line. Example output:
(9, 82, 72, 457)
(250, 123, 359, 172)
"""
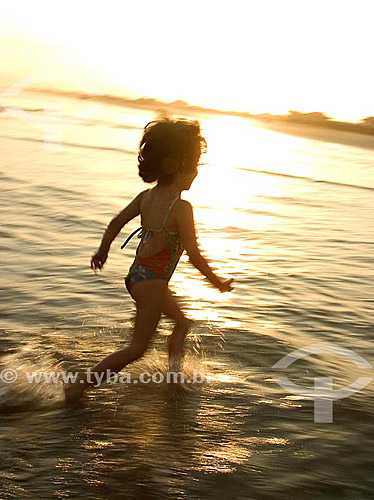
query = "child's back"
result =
(139, 187, 179, 233)
(126, 186, 183, 282)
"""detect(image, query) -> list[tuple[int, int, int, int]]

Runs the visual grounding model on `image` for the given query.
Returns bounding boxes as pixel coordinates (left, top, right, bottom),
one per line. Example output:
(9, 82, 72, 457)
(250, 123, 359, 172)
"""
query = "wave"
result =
(0, 134, 136, 155)
(239, 166, 374, 192)
(2, 134, 373, 192)
(0, 105, 143, 132)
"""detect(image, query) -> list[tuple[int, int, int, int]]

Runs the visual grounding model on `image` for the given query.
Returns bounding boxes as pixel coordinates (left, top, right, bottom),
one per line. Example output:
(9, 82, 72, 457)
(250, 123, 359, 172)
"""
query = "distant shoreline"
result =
(251, 120, 374, 151)
(22, 87, 374, 150)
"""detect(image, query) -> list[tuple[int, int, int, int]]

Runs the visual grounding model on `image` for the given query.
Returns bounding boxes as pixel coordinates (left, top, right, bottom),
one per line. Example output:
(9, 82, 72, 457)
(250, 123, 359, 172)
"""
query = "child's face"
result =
(180, 165, 198, 190)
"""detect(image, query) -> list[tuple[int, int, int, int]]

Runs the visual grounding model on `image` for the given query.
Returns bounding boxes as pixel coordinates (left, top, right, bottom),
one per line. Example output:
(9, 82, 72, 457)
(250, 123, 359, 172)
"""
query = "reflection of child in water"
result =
(64, 118, 233, 404)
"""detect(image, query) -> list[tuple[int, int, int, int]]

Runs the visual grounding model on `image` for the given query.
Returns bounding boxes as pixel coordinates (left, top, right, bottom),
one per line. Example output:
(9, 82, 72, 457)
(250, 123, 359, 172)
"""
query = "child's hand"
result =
(90, 250, 108, 271)
(218, 278, 234, 293)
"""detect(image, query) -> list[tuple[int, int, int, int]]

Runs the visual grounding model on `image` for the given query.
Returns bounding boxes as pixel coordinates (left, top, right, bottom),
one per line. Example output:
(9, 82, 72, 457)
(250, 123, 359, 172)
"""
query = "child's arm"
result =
(176, 200, 233, 292)
(91, 190, 148, 271)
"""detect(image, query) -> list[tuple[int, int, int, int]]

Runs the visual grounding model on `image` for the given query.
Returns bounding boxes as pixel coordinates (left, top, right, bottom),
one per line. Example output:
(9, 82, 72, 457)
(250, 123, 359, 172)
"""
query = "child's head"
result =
(138, 118, 206, 188)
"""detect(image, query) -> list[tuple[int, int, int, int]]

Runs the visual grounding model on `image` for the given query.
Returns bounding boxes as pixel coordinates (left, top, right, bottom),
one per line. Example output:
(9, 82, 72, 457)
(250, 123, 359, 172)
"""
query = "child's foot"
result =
(63, 381, 85, 405)
(168, 356, 183, 373)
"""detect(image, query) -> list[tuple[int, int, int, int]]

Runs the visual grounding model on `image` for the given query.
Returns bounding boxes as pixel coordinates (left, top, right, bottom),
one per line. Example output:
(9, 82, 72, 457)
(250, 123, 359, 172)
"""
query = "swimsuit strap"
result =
(161, 196, 180, 231)
(120, 226, 142, 249)
(144, 196, 180, 233)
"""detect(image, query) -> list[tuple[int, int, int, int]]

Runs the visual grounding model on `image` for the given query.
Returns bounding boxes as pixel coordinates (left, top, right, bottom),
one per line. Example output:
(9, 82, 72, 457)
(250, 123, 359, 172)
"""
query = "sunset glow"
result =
(1, 0, 373, 121)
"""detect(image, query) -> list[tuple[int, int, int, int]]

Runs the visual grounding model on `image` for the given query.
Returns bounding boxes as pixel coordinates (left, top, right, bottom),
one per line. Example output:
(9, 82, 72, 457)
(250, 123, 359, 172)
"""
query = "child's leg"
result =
(64, 280, 167, 403)
(162, 289, 191, 371)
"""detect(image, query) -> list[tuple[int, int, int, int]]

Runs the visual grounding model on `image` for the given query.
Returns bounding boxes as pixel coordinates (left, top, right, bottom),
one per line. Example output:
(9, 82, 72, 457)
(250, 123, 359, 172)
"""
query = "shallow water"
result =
(1, 90, 374, 499)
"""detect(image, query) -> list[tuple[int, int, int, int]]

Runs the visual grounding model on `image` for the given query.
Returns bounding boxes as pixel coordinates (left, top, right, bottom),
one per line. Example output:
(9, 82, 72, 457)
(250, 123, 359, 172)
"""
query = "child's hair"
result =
(137, 117, 206, 184)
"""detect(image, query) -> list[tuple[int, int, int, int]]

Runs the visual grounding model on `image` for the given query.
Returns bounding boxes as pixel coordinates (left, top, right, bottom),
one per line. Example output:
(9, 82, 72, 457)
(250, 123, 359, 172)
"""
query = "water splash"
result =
(0, 344, 65, 412)
(126, 348, 208, 393)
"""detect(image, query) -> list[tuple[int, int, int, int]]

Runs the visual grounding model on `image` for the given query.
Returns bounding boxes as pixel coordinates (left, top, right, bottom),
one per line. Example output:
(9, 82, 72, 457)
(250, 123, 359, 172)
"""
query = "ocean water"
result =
(0, 90, 374, 499)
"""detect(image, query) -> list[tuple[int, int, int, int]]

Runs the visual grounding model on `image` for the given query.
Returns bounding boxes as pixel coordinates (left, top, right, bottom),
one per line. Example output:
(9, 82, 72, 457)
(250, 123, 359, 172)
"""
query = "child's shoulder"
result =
(137, 188, 152, 204)
(140, 188, 152, 198)
(175, 198, 192, 210)
(176, 198, 192, 208)
(175, 198, 193, 216)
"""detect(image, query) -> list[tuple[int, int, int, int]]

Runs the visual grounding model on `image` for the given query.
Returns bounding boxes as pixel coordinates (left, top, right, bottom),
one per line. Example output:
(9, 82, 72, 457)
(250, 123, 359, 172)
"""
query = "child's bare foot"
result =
(168, 356, 183, 373)
(63, 381, 85, 405)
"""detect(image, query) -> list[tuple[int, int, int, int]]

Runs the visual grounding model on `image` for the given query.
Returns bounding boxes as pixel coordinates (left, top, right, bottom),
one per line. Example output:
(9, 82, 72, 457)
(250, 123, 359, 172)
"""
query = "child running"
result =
(64, 118, 233, 404)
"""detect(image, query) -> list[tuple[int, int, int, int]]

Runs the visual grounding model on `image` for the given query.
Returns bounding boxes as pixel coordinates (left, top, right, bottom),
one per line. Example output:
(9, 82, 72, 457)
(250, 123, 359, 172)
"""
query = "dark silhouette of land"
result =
(25, 87, 374, 149)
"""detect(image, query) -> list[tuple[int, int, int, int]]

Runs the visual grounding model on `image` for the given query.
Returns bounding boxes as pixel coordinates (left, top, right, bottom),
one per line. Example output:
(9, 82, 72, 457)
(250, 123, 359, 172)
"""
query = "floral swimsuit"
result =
(122, 196, 184, 291)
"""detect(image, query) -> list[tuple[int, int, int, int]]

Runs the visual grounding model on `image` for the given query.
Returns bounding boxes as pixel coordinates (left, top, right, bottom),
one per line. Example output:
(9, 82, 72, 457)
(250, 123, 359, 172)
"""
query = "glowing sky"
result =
(1, 0, 373, 121)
